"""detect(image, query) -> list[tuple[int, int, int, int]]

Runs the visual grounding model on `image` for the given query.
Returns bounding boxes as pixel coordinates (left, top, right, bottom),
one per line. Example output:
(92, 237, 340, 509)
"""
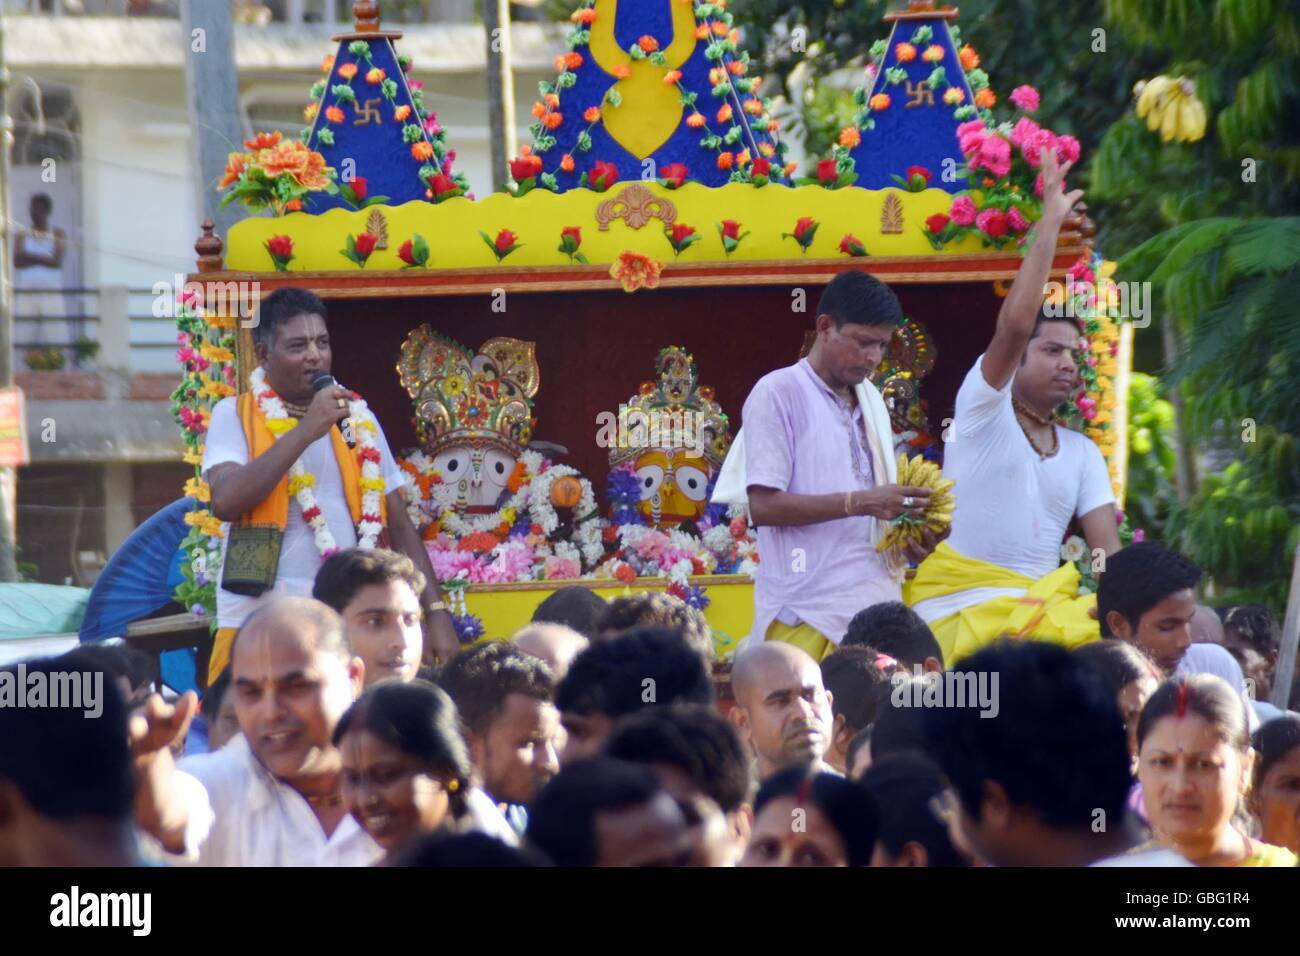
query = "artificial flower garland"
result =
(170, 292, 239, 622)
(248, 365, 384, 557)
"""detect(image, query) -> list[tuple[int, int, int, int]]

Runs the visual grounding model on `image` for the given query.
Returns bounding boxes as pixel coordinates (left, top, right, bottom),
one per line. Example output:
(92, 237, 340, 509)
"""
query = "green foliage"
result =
(1124, 373, 1178, 540)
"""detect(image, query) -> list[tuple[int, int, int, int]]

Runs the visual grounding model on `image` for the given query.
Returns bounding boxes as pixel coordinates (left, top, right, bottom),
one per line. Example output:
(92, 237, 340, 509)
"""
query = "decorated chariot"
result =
(81, 0, 1133, 686)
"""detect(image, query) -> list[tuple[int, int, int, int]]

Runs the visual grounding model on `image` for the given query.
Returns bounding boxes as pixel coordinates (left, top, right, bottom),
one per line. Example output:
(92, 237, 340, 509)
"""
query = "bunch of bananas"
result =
(877, 453, 955, 553)
(1134, 75, 1207, 144)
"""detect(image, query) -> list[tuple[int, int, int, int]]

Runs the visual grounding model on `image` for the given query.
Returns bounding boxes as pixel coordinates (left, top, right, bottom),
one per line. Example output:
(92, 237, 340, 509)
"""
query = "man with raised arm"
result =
(905, 149, 1121, 665)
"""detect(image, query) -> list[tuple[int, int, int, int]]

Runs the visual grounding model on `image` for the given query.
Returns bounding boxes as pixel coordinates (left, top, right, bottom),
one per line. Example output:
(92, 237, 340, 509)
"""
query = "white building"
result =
(3, 3, 560, 583)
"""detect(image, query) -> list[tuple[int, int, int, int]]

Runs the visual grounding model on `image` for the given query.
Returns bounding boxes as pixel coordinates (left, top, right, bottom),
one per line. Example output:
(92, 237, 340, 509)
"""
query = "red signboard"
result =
(0, 388, 30, 468)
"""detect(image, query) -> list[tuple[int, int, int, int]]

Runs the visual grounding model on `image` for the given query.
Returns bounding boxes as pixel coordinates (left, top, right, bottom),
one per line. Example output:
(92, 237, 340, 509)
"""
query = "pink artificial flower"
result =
(971, 134, 1011, 177)
(1132, 528, 1146, 544)
(1068, 259, 1095, 284)
(1057, 135, 1081, 164)
(543, 556, 581, 580)
(1007, 206, 1030, 233)
(1010, 117, 1041, 148)
(1076, 396, 1098, 421)
(1022, 129, 1059, 168)
(1009, 85, 1040, 112)
(409, 80, 425, 91)
(1115, 510, 1126, 525)
(949, 194, 978, 226)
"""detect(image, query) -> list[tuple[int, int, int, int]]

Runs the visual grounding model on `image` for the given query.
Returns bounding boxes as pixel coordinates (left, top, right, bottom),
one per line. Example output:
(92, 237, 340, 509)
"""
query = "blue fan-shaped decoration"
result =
(80, 498, 189, 643)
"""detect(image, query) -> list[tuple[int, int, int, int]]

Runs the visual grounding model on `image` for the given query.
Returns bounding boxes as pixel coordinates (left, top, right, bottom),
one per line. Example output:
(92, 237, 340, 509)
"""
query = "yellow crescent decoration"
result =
(589, 0, 698, 159)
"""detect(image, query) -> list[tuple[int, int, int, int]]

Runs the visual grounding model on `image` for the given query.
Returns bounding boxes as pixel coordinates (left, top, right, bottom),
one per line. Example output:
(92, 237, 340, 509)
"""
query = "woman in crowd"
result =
(1249, 715, 1300, 856)
(1136, 674, 1298, 866)
(739, 767, 877, 867)
(334, 681, 474, 857)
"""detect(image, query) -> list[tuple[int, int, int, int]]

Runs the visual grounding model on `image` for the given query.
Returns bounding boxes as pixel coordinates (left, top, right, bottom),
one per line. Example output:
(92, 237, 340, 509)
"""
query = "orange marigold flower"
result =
(686, 112, 706, 128)
(717, 151, 734, 170)
(555, 54, 568, 72)
(338, 62, 358, 80)
(743, 98, 763, 115)
(783, 161, 798, 177)
(960, 44, 980, 71)
(922, 44, 945, 63)
(545, 93, 560, 109)
(638, 35, 659, 53)
(759, 142, 776, 157)
(736, 148, 751, 166)
(943, 87, 965, 105)
(394, 104, 411, 122)
(975, 88, 996, 109)
(565, 51, 583, 69)
(321, 55, 335, 73)
(584, 106, 601, 123)
(663, 69, 683, 85)
(532, 101, 547, 119)
(285, 199, 303, 212)
(613, 65, 632, 79)
(838, 126, 861, 148)
(218, 152, 248, 190)
(716, 103, 733, 123)
(727, 60, 746, 76)
(326, 105, 345, 124)
(544, 112, 564, 130)
(571, 7, 598, 24)
(712, 21, 729, 36)
(869, 93, 891, 111)
(695, 24, 710, 39)
(895, 42, 917, 62)
(411, 141, 435, 161)
(365, 67, 385, 84)
(766, 118, 780, 133)
(560, 153, 575, 172)
(751, 76, 763, 92)
(709, 68, 728, 86)
(729, 29, 739, 44)
(244, 131, 282, 151)
(303, 103, 319, 122)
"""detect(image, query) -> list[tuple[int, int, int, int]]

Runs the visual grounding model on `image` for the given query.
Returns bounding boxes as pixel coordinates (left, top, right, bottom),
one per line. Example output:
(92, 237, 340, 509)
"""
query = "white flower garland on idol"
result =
(249, 365, 384, 557)
(527, 463, 605, 567)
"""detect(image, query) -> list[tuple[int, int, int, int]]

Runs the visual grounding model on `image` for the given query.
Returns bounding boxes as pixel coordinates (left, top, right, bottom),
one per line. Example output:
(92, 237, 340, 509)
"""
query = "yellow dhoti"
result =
(764, 620, 836, 662)
(903, 543, 1100, 666)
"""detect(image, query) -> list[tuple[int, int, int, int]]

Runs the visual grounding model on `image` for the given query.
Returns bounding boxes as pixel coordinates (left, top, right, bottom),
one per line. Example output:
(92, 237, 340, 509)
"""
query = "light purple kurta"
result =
(743, 359, 901, 645)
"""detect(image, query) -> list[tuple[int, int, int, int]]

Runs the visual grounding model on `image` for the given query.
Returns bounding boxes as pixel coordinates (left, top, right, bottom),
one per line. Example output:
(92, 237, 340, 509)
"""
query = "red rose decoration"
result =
(906, 165, 932, 189)
(659, 162, 689, 189)
(817, 159, 839, 184)
(354, 233, 378, 256)
(429, 174, 459, 197)
(350, 177, 368, 201)
(720, 220, 741, 241)
(495, 230, 517, 254)
(589, 160, 619, 192)
(839, 234, 868, 257)
(750, 156, 772, 181)
(784, 216, 819, 253)
(926, 213, 951, 234)
(666, 222, 700, 257)
(265, 234, 294, 272)
(509, 153, 543, 183)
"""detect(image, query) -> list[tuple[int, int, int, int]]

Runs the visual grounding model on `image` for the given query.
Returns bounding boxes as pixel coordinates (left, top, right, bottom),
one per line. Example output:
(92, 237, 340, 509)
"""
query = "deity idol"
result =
(398, 328, 539, 514)
(608, 346, 732, 528)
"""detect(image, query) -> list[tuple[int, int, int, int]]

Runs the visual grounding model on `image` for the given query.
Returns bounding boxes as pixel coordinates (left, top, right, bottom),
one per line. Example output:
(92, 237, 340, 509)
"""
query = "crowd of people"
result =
(2, 149, 1296, 869)
(1, 548, 1296, 868)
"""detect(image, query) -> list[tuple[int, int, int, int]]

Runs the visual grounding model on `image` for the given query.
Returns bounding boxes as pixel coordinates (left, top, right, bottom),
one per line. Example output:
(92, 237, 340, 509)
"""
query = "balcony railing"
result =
(13, 286, 183, 374)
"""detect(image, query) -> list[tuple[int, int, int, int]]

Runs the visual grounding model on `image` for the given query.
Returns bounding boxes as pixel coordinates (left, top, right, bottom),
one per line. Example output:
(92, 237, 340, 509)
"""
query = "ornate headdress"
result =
(608, 346, 731, 469)
(398, 326, 539, 456)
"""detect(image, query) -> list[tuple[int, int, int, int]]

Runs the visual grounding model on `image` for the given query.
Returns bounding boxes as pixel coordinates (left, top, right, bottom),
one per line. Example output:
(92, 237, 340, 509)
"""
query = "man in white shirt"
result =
(202, 287, 459, 684)
(905, 149, 1121, 664)
(133, 597, 380, 865)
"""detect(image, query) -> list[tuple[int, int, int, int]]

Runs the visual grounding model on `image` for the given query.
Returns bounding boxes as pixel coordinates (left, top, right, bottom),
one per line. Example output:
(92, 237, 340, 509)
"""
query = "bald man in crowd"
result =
(132, 597, 381, 866)
(512, 622, 589, 681)
(728, 643, 836, 781)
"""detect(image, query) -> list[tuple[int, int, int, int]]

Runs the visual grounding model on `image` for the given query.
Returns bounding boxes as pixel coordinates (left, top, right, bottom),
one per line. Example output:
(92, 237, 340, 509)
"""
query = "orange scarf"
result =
(236, 391, 387, 531)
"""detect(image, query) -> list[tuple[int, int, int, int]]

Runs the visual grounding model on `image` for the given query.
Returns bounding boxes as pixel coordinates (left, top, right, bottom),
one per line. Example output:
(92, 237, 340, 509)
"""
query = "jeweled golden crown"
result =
(609, 346, 732, 469)
(397, 326, 539, 456)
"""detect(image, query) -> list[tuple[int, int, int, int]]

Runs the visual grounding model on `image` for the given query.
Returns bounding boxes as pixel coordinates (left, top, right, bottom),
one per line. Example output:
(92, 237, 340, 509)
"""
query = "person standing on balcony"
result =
(201, 288, 461, 683)
(12, 193, 68, 354)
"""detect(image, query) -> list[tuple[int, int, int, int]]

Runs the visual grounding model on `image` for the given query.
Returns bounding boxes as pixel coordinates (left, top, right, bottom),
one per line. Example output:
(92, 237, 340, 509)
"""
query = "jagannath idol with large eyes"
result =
(395, 327, 604, 584)
(599, 346, 759, 588)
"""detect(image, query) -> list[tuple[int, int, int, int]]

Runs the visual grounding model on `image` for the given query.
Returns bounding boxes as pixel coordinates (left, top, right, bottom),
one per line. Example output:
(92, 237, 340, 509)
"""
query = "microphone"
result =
(311, 373, 355, 448)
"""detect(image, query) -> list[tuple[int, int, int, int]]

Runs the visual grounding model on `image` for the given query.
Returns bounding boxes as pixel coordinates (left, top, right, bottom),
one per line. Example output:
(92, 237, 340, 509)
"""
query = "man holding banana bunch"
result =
(712, 271, 946, 662)
(905, 148, 1121, 665)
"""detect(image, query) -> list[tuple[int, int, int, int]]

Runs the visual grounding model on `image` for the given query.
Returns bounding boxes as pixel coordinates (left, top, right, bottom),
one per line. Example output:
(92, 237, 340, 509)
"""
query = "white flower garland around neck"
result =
(250, 365, 384, 558)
